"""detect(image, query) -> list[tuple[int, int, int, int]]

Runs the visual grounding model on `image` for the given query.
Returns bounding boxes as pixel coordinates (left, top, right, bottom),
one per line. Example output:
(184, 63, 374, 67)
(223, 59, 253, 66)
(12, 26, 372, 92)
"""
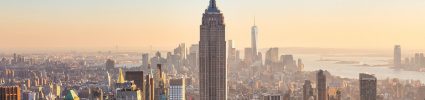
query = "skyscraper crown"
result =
(206, 0, 220, 13)
(117, 68, 125, 84)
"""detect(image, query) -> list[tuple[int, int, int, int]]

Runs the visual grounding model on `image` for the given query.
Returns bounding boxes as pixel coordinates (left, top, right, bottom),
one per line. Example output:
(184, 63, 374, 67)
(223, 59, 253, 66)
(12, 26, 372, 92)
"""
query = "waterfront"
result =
(301, 54, 425, 82)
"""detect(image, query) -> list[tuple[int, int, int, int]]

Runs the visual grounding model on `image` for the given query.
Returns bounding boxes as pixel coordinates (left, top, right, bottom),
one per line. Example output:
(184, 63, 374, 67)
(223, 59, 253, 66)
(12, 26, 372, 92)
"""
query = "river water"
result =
(300, 54, 425, 82)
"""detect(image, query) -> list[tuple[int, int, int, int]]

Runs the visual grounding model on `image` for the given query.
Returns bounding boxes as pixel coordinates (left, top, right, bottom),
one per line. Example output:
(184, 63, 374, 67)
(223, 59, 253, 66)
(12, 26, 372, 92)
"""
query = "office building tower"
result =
(115, 81, 141, 100)
(281, 55, 297, 71)
(245, 48, 253, 63)
(394, 45, 401, 67)
(174, 43, 186, 60)
(199, 0, 227, 99)
(416, 53, 425, 67)
(151, 52, 166, 69)
(0, 86, 21, 100)
(189, 44, 199, 54)
(116, 89, 141, 100)
(125, 71, 144, 90)
(188, 44, 199, 69)
(298, 59, 304, 71)
(360, 73, 377, 100)
(281, 55, 295, 66)
(142, 53, 150, 68)
(251, 18, 258, 61)
(145, 75, 151, 100)
(145, 75, 155, 100)
(228, 40, 237, 66)
(265, 48, 279, 65)
(149, 78, 155, 100)
(317, 70, 327, 100)
(303, 80, 314, 100)
(155, 64, 167, 100)
(169, 78, 186, 100)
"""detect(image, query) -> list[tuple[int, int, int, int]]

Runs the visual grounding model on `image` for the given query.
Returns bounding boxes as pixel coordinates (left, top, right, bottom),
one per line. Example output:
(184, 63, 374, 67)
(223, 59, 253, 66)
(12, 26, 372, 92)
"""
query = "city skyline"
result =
(1, 0, 425, 52)
(1, 0, 425, 100)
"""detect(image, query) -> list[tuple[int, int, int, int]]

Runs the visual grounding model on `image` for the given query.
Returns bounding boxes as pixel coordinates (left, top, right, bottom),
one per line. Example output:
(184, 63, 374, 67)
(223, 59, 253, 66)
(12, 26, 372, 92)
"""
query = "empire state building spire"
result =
(207, 0, 220, 13)
(209, 0, 216, 8)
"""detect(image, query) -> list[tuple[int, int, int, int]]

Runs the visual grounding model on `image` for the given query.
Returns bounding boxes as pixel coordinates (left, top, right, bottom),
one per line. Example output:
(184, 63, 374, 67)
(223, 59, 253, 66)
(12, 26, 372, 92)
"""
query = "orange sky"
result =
(1, 0, 425, 52)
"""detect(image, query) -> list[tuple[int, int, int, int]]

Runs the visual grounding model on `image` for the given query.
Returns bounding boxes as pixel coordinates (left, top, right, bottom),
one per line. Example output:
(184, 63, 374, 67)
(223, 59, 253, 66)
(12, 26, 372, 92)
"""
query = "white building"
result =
(169, 78, 185, 100)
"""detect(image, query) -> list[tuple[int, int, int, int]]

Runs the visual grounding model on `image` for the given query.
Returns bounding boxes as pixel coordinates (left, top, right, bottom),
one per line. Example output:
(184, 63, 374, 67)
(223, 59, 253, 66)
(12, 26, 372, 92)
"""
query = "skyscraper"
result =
(199, 0, 227, 100)
(317, 70, 327, 100)
(142, 53, 149, 68)
(251, 18, 258, 61)
(145, 74, 155, 100)
(359, 73, 377, 100)
(115, 81, 142, 100)
(245, 48, 253, 63)
(303, 80, 314, 100)
(281, 55, 295, 67)
(169, 78, 186, 100)
(394, 45, 401, 67)
(227, 40, 236, 67)
(125, 71, 144, 90)
(0, 86, 21, 100)
(154, 64, 167, 100)
(265, 48, 279, 65)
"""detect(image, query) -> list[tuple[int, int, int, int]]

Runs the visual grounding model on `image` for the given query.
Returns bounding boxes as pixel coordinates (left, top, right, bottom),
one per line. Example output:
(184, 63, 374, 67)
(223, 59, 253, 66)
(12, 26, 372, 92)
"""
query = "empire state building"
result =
(199, 0, 227, 100)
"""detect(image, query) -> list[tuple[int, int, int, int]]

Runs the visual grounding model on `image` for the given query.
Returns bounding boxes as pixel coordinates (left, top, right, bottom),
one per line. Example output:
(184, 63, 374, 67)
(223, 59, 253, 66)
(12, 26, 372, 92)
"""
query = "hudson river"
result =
(301, 54, 425, 82)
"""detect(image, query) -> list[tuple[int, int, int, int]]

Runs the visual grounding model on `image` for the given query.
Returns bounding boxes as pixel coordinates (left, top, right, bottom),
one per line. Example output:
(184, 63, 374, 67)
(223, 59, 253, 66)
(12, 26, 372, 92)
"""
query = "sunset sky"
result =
(1, 0, 425, 52)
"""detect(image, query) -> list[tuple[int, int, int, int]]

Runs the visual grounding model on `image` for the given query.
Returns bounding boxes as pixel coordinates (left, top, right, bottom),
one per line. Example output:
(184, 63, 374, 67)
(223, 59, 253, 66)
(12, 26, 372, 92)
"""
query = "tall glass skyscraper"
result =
(317, 70, 327, 100)
(251, 18, 258, 61)
(199, 0, 227, 100)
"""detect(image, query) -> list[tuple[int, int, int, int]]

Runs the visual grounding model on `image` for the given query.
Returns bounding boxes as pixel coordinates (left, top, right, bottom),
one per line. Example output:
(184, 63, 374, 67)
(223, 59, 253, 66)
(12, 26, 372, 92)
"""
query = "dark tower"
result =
(303, 80, 314, 100)
(199, 0, 227, 100)
(125, 71, 144, 90)
(317, 70, 327, 100)
(360, 73, 377, 100)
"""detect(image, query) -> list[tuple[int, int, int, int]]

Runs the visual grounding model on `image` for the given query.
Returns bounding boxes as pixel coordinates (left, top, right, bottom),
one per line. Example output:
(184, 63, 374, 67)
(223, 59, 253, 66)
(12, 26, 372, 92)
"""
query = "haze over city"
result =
(1, 0, 425, 52)
(1, 0, 425, 100)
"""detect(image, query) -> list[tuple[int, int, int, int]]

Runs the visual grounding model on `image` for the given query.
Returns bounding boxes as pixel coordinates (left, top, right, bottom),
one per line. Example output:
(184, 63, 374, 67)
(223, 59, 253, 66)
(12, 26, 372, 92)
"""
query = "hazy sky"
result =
(1, 0, 425, 52)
